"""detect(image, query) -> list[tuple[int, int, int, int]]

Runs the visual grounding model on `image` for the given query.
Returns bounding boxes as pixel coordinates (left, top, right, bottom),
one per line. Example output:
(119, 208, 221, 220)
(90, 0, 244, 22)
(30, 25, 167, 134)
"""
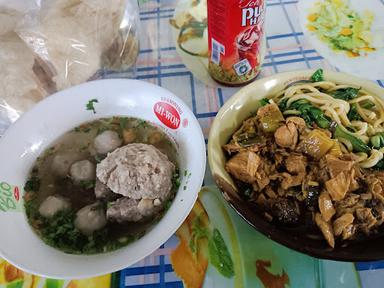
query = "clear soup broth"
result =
(24, 117, 179, 254)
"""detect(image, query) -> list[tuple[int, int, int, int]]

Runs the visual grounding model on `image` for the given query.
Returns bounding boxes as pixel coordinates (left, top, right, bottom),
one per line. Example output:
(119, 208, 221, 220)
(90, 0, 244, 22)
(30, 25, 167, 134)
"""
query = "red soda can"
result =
(208, 0, 266, 86)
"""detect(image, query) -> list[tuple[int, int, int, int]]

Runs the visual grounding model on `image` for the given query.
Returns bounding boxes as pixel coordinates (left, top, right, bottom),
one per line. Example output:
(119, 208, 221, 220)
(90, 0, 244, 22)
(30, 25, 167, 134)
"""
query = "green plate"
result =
(198, 186, 361, 288)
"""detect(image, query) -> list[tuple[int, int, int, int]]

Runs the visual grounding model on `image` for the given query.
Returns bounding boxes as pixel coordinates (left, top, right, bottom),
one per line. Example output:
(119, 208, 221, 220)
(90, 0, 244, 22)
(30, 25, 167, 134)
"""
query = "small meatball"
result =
(94, 130, 123, 154)
(70, 160, 96, 182)
(74, 203, 107, 236)
(274, 122, 298, 149)
(38, 196, 70, 218)
(122, 129, 137, 144)
(51, 153, 81, 177)
(94, 179, 117, 200)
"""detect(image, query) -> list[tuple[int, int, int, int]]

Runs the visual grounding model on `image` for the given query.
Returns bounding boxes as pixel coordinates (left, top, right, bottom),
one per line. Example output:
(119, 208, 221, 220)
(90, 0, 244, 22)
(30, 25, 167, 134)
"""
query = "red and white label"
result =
(153, 102, 181, 130)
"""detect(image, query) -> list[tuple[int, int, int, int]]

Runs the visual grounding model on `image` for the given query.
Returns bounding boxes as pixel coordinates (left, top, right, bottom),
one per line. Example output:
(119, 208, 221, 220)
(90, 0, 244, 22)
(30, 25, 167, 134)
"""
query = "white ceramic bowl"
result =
(0, 79, 206, 279)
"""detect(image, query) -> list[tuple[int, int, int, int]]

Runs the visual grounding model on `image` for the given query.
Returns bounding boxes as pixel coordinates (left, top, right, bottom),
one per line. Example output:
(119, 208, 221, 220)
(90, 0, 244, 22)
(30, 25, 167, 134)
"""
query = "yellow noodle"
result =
(284, 84, 320, 98)
(348, 95, 376, 104)
(356, 104, 375, 124)
(355, 152, 369, 162)
(311, 81, 337, 90)
(373, 126, 384, 134)
(350, 121, 368, 135)
(359, 150, 384, 168)
(283, 110, 301, 116)
(272, 80, 384, 166)
(374, 118, 384, 128)
(321, 105, 342, 124)
(338, 138, 353, 152)
(286, 93, 339, 107)
(338, 112, 352, 127)
(327, 84, 360, 92)
(360, 135, 370, 144)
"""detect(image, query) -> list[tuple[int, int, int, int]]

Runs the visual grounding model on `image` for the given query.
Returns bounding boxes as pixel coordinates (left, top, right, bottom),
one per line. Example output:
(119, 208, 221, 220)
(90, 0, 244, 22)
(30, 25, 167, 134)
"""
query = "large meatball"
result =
(96, 143, 175, 200)
(74, 203, 107, 236)
(93, 130, 122, 154)
(70, 160, 96, 182)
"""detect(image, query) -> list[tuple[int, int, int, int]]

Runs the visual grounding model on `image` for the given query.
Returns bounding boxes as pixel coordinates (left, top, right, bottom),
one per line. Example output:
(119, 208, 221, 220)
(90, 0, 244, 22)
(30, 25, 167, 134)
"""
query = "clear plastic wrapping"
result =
(0, 0, 139, 135)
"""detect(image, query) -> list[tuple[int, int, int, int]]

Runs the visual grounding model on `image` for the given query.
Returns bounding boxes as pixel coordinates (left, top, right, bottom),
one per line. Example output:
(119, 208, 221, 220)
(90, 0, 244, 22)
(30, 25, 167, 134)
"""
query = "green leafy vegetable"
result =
(310, 69, 324, 82)
(374, 159, 384, 170)
(348, 104, 363, 121)
(74, 126, 91, 133)
(24, 198, 39, 219)
(45, 279, 65, 288)
(208, 229, 234, 278)
(96, 126, 109, 135)
(189, 217, 234, 278)
(24, 176, 40, 192)
(136, 119, 148, 129)
(287, 100, 370, 153)
(94, 154, 106, 163)
(6, 280, 23, 288)
(330, 87, 360, 100)
(371, 133, 384, 149)
(259, 98, 270, 106)
(86, 99, 98, 114)
(290, 100, 330, 128)
(119, 117, 129, 130)
(25, 207, 130, 254)
(172, 169, 181, 190)
(164, 199, 172, 211)
(79, 180, 96, 189)
(332, 123, 370, 153)
(278, 98, 289, 111)
(189, 216, 209, 253)
(361, 101, 375, 109)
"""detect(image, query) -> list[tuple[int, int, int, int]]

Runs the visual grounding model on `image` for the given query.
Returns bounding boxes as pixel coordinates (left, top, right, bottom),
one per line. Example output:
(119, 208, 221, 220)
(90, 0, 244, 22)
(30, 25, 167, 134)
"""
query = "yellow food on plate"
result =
(307, 0, 375, 56)
(170, 199, 209, 288)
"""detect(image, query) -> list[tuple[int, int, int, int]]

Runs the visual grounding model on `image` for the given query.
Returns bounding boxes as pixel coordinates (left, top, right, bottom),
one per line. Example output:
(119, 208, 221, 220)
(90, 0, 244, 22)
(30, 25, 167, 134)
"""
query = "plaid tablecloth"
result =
(1, 0, 383, 287)
(118, 0, 384, 287)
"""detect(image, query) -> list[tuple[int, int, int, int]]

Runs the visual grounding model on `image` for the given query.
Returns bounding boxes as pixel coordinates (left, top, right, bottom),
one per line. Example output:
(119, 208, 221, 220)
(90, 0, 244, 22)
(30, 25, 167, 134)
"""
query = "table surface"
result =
(1, 0, 384, 287)
(120, 0, 384, 287)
